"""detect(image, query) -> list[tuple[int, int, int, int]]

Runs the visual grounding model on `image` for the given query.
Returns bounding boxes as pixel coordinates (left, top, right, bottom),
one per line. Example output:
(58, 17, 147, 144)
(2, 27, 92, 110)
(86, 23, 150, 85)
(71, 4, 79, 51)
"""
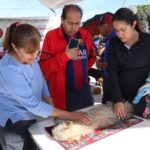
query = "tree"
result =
(137, 5, 150, 26)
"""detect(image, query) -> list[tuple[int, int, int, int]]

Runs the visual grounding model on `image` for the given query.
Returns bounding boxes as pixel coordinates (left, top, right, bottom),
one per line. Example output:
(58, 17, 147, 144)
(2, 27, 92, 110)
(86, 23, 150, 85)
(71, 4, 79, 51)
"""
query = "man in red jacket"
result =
(39, 4, 96, 111)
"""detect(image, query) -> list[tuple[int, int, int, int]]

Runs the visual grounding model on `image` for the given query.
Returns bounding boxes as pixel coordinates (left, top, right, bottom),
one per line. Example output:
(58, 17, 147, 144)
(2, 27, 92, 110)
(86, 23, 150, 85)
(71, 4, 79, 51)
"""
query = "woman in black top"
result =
(107, 7, 150, 120)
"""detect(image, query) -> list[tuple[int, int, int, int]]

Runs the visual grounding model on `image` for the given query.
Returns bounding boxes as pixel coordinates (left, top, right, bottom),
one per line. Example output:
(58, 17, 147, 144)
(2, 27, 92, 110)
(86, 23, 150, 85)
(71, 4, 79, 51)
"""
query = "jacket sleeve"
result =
(107, 39, 123, 103)
(39, 32, 70, 76)
(85, 32, 96, 69)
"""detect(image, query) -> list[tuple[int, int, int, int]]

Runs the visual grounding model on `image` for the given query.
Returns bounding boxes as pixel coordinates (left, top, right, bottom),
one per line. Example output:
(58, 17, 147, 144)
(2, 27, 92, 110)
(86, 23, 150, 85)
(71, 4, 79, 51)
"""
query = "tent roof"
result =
(0, 0, 82, 18)
(39, 0, 81, 9)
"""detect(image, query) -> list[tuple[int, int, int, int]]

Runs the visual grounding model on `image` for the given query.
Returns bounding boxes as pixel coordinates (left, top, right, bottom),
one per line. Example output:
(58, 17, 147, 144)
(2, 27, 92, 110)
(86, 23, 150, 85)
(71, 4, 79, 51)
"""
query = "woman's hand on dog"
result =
(69, 112, 90, 125)
(114, 102, 126, 120)
(51, 108, 90, 125)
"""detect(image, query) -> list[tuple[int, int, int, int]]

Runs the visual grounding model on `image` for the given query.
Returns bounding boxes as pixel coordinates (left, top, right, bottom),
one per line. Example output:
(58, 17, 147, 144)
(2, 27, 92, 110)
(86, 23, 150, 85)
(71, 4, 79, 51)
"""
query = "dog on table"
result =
(52, 102, 134, 142)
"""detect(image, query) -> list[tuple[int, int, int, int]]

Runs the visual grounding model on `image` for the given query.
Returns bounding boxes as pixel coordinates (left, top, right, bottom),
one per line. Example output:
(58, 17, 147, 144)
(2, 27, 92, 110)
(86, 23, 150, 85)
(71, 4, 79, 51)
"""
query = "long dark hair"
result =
(3, 22, 41, 53)
(112, 7, 140, 32)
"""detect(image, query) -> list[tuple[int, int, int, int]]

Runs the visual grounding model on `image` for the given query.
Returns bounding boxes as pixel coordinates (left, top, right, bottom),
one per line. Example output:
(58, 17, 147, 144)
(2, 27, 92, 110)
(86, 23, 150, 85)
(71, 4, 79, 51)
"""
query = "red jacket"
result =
(39, 26, 96, 109)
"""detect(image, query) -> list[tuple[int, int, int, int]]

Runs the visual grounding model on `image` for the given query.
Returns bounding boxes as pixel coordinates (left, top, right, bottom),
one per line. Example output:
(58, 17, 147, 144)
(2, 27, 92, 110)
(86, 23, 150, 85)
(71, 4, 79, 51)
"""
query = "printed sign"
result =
(0, 16, 61, 57)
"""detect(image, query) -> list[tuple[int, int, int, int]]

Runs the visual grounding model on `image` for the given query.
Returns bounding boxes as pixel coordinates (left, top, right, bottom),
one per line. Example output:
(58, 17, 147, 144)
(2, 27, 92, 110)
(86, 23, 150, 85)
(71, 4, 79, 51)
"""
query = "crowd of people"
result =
(0, 4, 150, 150)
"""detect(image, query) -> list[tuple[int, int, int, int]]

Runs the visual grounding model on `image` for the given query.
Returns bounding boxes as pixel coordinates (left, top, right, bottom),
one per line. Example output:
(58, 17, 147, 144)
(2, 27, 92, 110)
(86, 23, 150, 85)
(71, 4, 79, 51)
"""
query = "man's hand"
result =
(65, 46, 79, 60)
(98, 43, 105, 56)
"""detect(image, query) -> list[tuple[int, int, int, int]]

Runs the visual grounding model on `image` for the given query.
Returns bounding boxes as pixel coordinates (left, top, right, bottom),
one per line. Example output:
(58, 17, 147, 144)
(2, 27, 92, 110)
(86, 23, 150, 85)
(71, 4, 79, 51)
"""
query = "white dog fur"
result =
(52, 102, 134, 142)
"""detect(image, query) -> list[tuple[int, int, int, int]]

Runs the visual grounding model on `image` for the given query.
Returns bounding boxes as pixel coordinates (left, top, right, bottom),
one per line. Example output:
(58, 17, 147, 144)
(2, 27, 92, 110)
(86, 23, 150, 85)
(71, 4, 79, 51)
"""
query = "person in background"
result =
(96, 13, 116, 104)
(139, 20, 149, 33)
(39, 4, 96, 111)
(0, 22, 89, 150)
(88, 34, 104, 82)
(133, 71, 150, 119)
(107, 7, 150, 120)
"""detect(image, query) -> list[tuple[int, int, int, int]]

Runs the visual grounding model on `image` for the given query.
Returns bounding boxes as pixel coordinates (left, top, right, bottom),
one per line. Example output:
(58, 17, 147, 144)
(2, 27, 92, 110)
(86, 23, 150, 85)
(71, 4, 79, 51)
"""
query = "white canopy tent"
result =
(39, 0, 82, 9)
(0, 0, 82, 18)
(0, 0, 83, 54)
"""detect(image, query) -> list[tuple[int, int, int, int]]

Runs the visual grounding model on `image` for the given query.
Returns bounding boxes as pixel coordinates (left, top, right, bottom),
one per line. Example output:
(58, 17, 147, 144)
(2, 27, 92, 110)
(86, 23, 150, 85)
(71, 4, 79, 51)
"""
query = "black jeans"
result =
(0, 119, 37, 150)
(66, 84, 94, 111)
